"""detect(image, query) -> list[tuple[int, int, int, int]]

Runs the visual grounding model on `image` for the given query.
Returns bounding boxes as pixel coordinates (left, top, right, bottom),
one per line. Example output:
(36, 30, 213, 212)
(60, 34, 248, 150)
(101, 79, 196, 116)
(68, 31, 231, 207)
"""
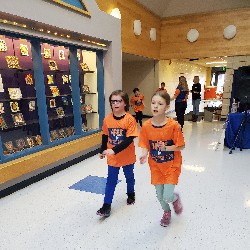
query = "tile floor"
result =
(0, 120, 249, 250)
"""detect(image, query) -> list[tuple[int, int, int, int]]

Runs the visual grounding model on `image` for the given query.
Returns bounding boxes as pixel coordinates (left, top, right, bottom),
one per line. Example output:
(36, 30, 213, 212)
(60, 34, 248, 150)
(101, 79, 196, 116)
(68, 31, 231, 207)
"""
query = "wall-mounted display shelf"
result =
(0, 33, 103, 163)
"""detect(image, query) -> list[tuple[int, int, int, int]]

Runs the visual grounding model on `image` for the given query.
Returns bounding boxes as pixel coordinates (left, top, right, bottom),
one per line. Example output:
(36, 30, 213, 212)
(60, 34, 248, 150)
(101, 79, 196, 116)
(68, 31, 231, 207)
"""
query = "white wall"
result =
(122, 59, 208, 116)
(0, 0, 122, 116)
(159, 60, 207, 113)
(123, 60, 158, 116)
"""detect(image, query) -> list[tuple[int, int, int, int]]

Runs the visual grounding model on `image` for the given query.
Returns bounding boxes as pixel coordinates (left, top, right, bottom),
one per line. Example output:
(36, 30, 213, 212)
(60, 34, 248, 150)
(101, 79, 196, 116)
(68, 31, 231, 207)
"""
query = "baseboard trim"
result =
(0, 148, 99, 199)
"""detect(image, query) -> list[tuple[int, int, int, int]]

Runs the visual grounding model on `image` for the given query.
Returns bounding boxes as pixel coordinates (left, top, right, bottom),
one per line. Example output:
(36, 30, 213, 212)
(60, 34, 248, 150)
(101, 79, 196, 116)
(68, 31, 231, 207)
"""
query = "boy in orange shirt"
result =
(97, 90, 138, 217)
(139, 91, 185, 227)
(157, 82, 167, 92)
(130, 88, 144, 127)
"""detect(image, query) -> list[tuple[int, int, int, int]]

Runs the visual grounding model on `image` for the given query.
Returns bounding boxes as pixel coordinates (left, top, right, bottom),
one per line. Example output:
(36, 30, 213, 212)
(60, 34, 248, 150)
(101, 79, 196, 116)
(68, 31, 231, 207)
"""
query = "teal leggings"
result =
(155, 184, 177, 212)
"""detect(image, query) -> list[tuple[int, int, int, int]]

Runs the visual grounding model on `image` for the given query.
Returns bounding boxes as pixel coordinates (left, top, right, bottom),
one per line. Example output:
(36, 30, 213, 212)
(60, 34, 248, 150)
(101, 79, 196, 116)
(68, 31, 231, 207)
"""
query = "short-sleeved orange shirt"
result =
(138, 118, 185, 185)
(157, 88, 167, 93)
(130, 95, 144, 112)
(102, 112, 138, 167)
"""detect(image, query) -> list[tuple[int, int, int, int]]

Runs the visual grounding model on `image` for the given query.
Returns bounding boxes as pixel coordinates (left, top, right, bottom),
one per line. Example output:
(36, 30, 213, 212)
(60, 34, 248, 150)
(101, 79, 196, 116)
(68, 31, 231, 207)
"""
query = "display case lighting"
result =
(0, 19, 107, 47)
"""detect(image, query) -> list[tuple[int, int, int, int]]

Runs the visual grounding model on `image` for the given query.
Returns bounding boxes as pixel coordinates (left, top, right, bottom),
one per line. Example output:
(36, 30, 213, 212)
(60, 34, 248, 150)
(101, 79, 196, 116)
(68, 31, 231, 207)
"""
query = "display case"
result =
(0, 33, 103, 163)
(78, 50, 99, 132)
(41, 42, 75, 142)
(0, 36, 41, 155)
(0, 0, 121, 193)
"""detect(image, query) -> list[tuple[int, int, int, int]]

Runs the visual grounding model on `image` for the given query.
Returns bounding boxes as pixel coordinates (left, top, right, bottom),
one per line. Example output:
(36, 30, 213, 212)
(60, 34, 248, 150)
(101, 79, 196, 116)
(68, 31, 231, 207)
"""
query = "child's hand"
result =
(99, 153, 105, 159)
(102, 149, 115, 156)
(139, 154, 147, 164)
(158, 141, 166, 151)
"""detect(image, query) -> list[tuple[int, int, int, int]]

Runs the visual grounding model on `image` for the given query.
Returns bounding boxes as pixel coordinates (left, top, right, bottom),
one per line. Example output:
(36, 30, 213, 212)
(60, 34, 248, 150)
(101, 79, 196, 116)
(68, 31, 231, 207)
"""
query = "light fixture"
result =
(205, 62, 227, 65)
(134, 20, 141, 36)
(110, 8, 121, 19)
(150, 28, 156, 41)
(187, 29, 199, 42)
(223, 25, 236, 39)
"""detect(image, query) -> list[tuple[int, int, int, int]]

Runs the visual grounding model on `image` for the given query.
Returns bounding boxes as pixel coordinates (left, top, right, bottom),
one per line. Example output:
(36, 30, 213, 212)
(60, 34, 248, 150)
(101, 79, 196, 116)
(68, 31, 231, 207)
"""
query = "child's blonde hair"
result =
(179, 76, 189, 92)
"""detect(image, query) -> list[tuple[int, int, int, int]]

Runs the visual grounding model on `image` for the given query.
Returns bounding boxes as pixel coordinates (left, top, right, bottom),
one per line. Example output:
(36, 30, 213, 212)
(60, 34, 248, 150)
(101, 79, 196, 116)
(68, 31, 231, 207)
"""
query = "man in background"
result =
(190, 76, 201, 122)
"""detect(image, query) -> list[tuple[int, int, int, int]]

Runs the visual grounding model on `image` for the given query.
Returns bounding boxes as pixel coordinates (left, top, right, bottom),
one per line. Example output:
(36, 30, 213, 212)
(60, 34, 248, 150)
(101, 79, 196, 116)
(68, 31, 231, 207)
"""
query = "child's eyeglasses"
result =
(110, 99, 123, 104)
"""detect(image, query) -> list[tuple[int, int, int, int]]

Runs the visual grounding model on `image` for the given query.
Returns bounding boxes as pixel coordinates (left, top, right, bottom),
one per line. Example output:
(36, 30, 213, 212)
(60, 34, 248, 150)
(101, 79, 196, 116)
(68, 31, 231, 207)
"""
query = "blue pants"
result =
(104, 164, 135, 204)
(192, 99, 201, 116)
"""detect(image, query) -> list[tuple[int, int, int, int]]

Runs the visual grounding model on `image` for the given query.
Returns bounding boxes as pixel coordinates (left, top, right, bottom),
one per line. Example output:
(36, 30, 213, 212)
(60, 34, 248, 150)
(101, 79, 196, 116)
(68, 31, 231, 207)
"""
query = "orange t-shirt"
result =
(130, 95, 144, 112)
(102, 112, 138, 167)
(157, 88, 167, 93)
(138, 118, 185, 185)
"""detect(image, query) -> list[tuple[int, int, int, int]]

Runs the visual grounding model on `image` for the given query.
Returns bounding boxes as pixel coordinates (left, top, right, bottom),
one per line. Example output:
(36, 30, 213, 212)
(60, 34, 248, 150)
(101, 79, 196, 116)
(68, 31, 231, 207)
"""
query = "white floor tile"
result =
(0, 120, 249, 250)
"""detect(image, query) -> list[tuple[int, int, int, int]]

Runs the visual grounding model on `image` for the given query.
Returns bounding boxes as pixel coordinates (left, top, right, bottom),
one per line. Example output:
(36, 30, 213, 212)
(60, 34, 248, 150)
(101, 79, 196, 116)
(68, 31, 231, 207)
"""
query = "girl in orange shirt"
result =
(97, 90, 138, 217)
(139, 91, 185, 227)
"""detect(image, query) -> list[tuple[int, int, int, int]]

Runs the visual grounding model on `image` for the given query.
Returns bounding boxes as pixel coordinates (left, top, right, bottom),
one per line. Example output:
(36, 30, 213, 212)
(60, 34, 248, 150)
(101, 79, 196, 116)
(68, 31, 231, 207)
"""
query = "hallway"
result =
(0, 121, 249, 250)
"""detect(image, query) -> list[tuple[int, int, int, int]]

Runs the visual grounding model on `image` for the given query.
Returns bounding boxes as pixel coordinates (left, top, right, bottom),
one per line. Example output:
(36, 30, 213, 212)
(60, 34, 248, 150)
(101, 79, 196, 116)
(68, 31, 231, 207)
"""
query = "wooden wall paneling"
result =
(160, 8, 250, 59)
(0, 132, 102, 185)
(96, 0, 161, 59)
(118, 0, 161, 59)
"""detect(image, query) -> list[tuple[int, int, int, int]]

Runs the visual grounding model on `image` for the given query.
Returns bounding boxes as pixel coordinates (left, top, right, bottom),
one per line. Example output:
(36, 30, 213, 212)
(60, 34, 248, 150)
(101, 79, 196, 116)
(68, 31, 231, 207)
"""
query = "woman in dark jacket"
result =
(171, 76, 189, 128)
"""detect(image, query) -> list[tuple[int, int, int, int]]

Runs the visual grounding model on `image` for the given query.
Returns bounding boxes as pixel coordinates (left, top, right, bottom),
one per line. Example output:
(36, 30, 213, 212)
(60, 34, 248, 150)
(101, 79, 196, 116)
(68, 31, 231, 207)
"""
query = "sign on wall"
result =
(46, 0, 90, 17)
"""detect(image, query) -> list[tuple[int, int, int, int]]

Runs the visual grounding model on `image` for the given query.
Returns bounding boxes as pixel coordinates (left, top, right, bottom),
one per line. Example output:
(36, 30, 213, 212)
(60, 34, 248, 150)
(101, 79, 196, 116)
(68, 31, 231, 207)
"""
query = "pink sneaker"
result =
(160, 210, 171, 227)
(173, 193, 183, 215)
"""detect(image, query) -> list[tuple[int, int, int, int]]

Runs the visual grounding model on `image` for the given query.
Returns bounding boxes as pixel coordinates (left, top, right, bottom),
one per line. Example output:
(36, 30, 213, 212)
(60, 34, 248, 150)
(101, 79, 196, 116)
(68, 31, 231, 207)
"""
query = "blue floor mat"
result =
(69, 175, 121, 195)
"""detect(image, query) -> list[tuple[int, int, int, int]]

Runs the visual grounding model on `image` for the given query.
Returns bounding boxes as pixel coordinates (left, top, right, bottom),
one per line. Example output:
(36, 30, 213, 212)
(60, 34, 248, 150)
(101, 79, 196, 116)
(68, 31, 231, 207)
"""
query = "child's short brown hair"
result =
(109, 90, 129, 111)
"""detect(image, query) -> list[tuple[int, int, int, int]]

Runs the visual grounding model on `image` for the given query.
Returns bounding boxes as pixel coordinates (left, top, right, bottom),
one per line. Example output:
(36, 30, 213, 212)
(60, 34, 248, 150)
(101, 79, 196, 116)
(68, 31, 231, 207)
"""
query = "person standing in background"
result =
(130, 88, 145, 127)
(190, 76, 201, 122)
(157, 82, 167, 92)
(171, 76, 189, 129)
